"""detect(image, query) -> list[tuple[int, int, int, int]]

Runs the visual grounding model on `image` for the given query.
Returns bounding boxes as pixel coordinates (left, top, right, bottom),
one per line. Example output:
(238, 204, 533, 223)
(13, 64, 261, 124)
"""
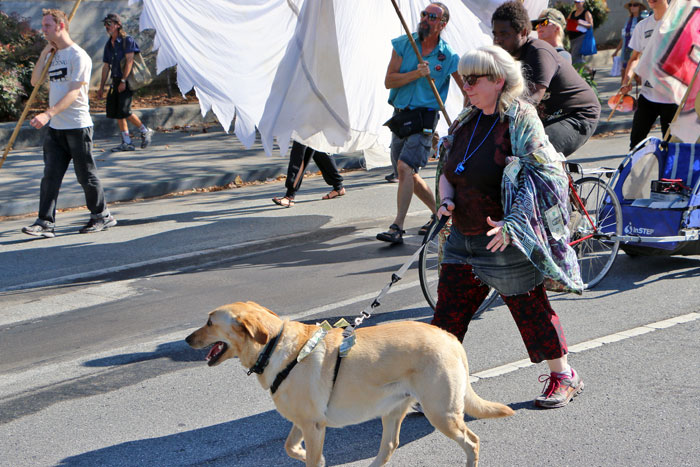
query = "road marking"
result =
(0, 280, 143, 327)
(1, 311, 697, 401)
(468, 312, 699, 383)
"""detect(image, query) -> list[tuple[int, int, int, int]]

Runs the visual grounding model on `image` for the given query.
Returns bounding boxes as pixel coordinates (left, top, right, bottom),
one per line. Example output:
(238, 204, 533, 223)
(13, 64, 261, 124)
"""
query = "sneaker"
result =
(111, 142, 135, 152)
(534, 368, 584, 409)
(385, 173, 398, 183)
(22, 222, 55, 238)
(79, 215, 117, 234)
(140, 128, 154, 148)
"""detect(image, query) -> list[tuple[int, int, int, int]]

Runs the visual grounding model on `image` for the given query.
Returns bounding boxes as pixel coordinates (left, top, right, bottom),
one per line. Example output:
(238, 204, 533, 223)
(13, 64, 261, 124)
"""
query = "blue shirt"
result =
(388, 33, 459, 110)
(103, 36, 140, 79)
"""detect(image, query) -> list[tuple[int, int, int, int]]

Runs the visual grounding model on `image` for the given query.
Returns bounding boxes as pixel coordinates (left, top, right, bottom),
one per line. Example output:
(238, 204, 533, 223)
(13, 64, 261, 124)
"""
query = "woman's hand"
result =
(485, 216, 510, 252)
(438, 199, 454, 218)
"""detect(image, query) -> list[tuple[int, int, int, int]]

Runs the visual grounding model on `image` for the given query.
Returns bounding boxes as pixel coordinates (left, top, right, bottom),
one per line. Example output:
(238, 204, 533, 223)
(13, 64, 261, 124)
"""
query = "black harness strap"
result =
(270, 358, 299, 394)
(333, 352, 342, 384)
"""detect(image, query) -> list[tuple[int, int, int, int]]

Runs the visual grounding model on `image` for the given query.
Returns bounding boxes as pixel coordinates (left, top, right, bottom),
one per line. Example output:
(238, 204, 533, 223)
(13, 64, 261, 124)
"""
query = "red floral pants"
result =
(430, 263, 568, 363)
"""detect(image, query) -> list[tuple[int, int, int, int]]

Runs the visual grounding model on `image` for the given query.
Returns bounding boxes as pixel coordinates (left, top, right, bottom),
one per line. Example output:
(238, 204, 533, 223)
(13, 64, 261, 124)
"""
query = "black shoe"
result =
(22, 222, 55, 238)
(385, 173, 398, 183)
(79, 215, 117, 233)
(418, 214, 437, 236)
(376, 224, 404, 244)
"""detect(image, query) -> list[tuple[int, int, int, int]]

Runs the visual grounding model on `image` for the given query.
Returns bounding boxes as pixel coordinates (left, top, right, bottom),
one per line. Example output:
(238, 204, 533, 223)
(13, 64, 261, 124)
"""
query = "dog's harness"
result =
(247, 323, 343, 395)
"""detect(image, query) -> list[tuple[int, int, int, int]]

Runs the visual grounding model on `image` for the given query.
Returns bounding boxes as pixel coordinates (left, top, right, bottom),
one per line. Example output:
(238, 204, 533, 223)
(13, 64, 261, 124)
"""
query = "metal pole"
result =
(0, 0, 84, 170)
(389, 0, 451, 126)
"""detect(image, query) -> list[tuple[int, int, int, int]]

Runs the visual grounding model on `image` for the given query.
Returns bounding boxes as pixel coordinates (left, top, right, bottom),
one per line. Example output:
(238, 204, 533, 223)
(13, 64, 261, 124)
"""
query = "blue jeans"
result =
(38, 127, 109, 225)
(441, 226, 543, 296)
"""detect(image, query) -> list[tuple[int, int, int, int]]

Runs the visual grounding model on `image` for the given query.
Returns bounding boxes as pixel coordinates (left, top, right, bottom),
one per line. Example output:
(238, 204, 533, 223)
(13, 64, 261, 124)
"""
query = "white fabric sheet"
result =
(131, 0, 546, 168)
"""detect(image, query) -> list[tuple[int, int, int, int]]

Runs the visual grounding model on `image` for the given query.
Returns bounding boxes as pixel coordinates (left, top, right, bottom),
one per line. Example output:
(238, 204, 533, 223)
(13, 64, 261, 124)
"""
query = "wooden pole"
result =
(663, 61, 700, 142)
(0, 0, 84, 171)
(389, 0, 451, 126)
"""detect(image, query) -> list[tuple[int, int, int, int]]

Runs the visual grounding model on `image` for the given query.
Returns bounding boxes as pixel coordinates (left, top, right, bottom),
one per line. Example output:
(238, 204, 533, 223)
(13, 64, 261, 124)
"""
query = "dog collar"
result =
(247, 324, 284, 376)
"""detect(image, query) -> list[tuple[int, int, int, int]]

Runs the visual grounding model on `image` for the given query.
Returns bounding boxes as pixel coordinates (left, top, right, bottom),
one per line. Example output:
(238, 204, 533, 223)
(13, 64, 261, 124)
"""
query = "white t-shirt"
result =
(47, 43, 93, 129)
(628, 14, 674, 104)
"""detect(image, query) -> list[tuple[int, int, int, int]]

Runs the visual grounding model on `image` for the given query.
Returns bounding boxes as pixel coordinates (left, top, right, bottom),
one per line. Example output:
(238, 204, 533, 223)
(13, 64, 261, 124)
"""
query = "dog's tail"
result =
(461, 353, 514, 419)
(463, 383, 514, 419)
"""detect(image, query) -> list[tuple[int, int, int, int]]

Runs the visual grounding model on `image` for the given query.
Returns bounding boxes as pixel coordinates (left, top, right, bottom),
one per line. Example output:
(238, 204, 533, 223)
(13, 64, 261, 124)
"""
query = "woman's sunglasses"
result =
(463, 74, 490, 86)
(535, 19, 550, 30)
(420, 11, 441, 21)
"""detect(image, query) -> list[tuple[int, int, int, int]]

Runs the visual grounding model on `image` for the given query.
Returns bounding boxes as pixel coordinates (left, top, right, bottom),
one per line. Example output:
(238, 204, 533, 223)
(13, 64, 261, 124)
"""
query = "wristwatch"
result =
(120, 79, 126, 83)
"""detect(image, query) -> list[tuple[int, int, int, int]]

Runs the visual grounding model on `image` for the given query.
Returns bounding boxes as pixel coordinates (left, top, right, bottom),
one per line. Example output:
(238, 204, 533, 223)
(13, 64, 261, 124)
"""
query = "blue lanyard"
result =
(454, 111, 499, 175)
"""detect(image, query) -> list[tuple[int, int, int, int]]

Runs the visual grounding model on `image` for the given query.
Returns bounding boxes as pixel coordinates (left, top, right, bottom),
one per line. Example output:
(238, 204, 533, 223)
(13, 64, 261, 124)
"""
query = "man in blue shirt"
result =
(377, 2, 464, 244)
(96, 13, 153, 152)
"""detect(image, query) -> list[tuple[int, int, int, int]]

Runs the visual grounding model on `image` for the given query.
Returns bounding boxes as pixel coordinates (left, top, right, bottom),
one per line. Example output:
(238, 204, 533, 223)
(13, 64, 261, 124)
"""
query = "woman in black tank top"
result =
(566, 0, 594, 64)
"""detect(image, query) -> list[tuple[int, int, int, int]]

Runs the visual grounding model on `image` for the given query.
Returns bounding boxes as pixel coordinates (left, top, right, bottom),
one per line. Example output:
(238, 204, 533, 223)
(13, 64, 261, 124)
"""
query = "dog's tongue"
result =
(206, 342, 224, 361)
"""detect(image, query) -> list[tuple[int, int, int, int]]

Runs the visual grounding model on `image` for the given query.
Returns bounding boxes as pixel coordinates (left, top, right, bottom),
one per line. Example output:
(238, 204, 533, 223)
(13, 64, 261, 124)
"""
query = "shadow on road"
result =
(57, 409, 436, 466)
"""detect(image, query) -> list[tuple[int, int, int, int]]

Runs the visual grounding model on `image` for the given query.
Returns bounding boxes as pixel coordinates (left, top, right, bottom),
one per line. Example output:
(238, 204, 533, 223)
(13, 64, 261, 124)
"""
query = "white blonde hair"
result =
(458, 45, 527, 115)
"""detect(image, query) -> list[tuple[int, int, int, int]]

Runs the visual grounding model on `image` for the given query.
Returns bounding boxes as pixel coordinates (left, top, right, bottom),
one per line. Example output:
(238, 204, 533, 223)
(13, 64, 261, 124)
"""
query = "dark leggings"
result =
(431, 263, 568, 363)
(629, 94, 678, 150)
(284, 141, 343, 198)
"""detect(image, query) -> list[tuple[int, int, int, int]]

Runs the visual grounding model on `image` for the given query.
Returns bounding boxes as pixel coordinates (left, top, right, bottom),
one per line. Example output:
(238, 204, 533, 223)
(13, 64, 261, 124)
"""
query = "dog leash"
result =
(338, 215, 449, 356)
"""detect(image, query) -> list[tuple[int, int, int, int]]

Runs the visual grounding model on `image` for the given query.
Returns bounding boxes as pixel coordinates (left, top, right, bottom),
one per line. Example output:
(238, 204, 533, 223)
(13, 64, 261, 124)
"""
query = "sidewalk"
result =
(0, 65, 630, 218)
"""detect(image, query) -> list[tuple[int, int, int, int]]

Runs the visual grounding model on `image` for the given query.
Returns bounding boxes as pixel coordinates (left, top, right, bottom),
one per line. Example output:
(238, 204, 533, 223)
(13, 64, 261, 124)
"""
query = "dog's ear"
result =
(237, 312, 269, 345)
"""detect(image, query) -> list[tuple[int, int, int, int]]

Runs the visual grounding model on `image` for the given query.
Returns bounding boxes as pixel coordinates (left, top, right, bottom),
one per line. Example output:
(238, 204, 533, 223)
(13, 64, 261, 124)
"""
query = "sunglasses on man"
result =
(420, 11, 442, 21)
(462, 74, 490, 86)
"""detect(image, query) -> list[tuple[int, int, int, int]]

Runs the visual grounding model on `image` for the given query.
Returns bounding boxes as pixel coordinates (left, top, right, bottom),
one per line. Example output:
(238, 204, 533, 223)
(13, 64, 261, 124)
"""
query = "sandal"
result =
(272, 196, 295, 208)
(322, 187, 346, 200)
(418, 214, 437, 236)
(376, 223, 405, 244)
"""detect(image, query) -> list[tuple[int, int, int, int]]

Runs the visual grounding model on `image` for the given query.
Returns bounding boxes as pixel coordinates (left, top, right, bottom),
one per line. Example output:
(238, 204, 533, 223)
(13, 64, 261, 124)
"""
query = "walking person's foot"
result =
(376, 224, 405, 244)
(534, 368, 584, 408)
(79, 215, 117, 233)
(141, 128, 154, 148)
(22, 222, 55, 238)
(111, 142, 135, 152)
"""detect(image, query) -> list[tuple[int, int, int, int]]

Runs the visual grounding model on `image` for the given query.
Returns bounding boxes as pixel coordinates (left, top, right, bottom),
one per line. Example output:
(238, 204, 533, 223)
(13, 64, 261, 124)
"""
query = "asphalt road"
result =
(1, 132, 698, 466)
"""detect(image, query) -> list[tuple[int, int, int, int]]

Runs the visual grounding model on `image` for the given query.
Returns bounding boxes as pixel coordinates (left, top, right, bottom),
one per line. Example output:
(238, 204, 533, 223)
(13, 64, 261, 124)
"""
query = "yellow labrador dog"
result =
(186, 301, 513, 467)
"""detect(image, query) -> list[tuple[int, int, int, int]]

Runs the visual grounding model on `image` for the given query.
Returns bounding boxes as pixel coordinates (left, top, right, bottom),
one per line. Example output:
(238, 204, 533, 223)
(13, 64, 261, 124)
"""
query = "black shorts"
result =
(106, 79, 133, 119)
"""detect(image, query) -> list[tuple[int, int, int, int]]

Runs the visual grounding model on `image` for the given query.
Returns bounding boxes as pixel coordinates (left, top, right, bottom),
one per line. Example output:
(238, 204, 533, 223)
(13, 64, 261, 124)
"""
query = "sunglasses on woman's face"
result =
(463, 74, 489, 86)
(535, 19, 550, 30)
(420, 11, 441, 21)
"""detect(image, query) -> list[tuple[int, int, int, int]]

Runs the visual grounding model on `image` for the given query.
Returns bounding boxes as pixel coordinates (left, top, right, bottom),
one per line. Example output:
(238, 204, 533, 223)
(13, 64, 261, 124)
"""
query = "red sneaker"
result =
(534, 368, 584, 408)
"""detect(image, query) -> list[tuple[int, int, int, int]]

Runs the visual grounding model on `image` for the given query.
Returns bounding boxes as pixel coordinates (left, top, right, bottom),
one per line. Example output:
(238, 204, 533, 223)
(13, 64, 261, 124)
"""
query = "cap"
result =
(573, 0, 584, 3)
(102, 13, 122, 25)
(531, 9, 567, 31)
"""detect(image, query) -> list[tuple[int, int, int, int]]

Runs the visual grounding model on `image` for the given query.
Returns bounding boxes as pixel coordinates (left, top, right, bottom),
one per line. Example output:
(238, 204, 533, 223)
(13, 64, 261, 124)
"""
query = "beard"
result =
(417, 22, 431, 41)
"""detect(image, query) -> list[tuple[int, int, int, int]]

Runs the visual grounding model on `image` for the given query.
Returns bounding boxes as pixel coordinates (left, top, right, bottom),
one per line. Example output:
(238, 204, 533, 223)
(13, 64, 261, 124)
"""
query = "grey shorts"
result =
(390, 131, 432, 172)
(442, 226, 543, 296)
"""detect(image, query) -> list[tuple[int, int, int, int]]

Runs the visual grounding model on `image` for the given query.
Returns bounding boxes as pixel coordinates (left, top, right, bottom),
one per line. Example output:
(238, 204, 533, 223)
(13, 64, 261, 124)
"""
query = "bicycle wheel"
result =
(570, 176, 622, 288)
(418, 219, 499, 315)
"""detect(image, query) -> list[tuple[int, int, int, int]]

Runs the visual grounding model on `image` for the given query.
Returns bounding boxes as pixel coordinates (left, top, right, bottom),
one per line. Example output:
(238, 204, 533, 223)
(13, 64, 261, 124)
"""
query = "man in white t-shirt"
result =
(620, 0, 677, 149)
(22, 9, 117, 238)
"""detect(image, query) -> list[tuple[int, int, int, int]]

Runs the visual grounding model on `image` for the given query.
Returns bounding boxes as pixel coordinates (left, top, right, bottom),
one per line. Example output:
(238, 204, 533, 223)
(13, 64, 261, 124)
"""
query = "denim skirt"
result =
(441, 225, 543, 296)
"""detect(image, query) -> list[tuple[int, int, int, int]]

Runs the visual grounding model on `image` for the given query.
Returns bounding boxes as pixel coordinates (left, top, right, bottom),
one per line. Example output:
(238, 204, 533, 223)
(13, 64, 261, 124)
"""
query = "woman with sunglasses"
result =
(612, 2, 648, 85)
(431, 45, 584, 409)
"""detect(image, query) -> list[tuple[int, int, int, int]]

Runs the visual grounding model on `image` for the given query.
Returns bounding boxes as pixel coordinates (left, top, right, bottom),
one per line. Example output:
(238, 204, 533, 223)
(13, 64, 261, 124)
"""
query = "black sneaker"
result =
(112, 142, 135, 152)
(79, 215, 117, 234)
(22, 222, 55, 238)
(141, 128, 154, 148)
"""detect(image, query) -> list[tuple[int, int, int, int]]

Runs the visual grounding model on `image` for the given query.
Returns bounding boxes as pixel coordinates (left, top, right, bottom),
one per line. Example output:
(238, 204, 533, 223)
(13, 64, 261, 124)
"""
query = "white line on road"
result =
(1, 310, 697, 402)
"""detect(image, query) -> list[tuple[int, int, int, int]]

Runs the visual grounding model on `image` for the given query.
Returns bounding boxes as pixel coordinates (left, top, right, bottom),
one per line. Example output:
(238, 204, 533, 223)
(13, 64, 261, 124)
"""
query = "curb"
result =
(2, 153, 365, 218)
(1, 104, 215, 150)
